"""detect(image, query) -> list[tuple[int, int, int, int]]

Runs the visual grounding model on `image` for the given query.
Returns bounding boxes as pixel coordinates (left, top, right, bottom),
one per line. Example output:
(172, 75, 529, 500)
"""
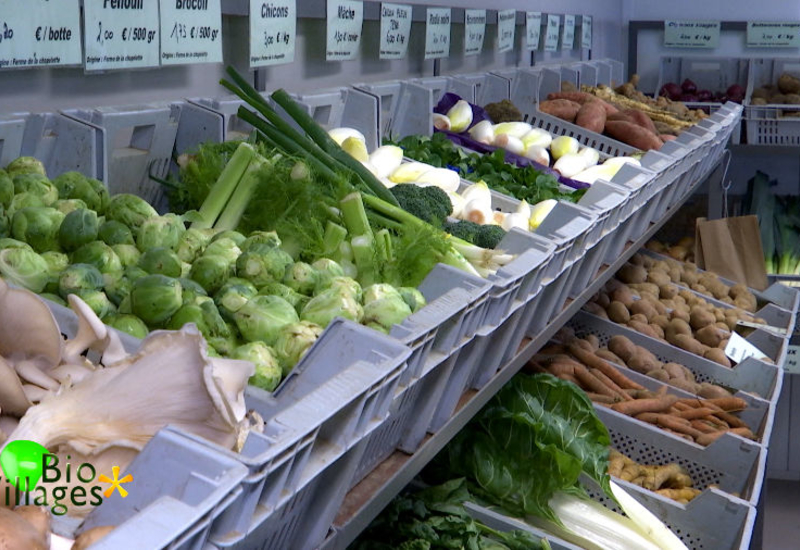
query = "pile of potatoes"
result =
(750, 73, 800, 106)
(646, 237, 696, 264)
(584, 259, 768, 368)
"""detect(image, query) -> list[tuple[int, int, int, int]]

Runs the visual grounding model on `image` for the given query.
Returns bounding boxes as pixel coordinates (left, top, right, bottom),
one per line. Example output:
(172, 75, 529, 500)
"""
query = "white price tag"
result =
(544, 14, 560, 52)
(424, 7, 450, 59)
(497, 9, 516, 53)
(785, 345, 800, 374)
(250, 0, 296, 67)
(84, 0, 160, 71)
(664, 20, 721, 48)
(0, 0, 82, 70)
(326, 0, 363, 61)
(725, 332, 770, 364)
(464, 9, 486, 56)
(380, 3, 411, 60)
(582, 15, 592, 50)
(526, 12, 541, 51)
(160, 0, 222, 66)
(747, 22, 800, 48)
(736, 319, 788, 337)
(562, 14, 575, 50)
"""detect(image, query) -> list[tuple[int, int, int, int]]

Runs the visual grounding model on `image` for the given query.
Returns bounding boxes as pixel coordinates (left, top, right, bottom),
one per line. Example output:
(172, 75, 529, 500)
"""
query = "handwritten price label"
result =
(582, 15, 592, 50)
(160, 0, 222, 65)
(380, 3, 411, 59)
(424, 7, 450, 59)
(250, 0, 296, 66)
(464, 9, 486, 56)
(497, 9, 516, 53)
(526, 12, 542, 51)
(0, 0, 81, 70)
(544, 14, 560, 52)
(326, 0, 363, 61)
(747, 21, 800, 48)
(84, 0, 160, 70)
(562, 14, 575, 50)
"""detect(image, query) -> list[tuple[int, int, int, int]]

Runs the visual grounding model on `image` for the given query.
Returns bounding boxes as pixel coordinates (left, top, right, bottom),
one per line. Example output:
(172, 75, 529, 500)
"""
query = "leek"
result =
(191, 142, 255, 229)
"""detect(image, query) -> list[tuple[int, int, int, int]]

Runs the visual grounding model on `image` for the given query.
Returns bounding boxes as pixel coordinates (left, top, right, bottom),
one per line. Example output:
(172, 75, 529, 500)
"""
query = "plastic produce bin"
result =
(745, 58, 800, 145)
(20, 112, 103, 179)
(453, 72, 511, 106)
(656, 56, 749, 118)
(0, 112, 27, 167)
(354, 80, 433, 140)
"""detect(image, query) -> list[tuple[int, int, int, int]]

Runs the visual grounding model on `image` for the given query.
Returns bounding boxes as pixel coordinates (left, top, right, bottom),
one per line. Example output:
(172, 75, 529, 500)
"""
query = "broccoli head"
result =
(443, 219, 506, 250)
(390, 184, 452, 226)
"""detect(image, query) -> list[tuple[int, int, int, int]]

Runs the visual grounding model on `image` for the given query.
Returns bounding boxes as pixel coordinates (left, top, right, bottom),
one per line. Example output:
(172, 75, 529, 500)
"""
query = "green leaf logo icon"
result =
(0, 440, 50, 491)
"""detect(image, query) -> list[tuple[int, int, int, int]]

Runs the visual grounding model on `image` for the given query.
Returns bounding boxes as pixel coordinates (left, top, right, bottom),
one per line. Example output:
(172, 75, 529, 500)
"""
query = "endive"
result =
(523, 145, 550, 166)
(369, 145, 404, 177)
(446, 100, 474, 132)
(390, 161, 433, 183)
(577, 147, 601, 167)
(328, 127, 366, 146)
(503, 212, 529, 231)
(493, 121, 533, 139)
(494, 134, 526, 155)
(522, 128, 553, 149)
(550, 135, 581, 160)
(554, 153, 588, 178)
(529, 199, 558, 230)
(461, 180, 492, 204)
(413, 167, 461, 193)
(463, 197, 494, 225)
(468, 120, 495, 145)
(342, 136, 369, 162)
(432, 113, 452, 131)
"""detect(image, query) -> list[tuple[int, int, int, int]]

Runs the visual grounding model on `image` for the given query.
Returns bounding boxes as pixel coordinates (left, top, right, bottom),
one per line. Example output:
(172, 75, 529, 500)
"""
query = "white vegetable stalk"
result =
(572, 164, 619, 185)
(610, 480, 688, 550)
(390, 161, 434, 183)
(554, 153, 589, 178)
(432, 113, 452, 131)
(603, 156, 641, 170)
(522, 128, 554, 149)
(550, 135, 581, 160)
(447, 192, 465, 217)
(493, 121, 533, 139)
(578, 147, 601, 167)
(492, 211, 507, 226)
(328, 127, 366, 146)
(468, 120, 495, 145)
(523, 145, 550, 166)
(503, 212, 529, 232)
(369, 145, 404, 177)
(515, 200, 532, 218)
(494, 134, 526, 155)
(529, 199, 558, 230)
(446, 100, 474, 132)
(413, 167, 461, 193)
(463, 197, 494, 225)
(461, 180, 492, 204)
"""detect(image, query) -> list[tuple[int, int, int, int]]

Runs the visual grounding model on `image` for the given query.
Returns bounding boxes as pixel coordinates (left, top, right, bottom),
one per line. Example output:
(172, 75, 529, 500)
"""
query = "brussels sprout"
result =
(112, 244, 141, 268)
(58, 263, 105, 299)
(58, 208, 99, 252)
(207, 332, 240, 357)
(174, 298, 233, 345)
(75, 289, 115, 318)
(136, 213, 186, 252)
(137, 247, 182, 278)
(105, 314, 149, 339)
(130, 274, 183, 327)
(203, 237, 241, 266)
(167, 303, 208, 333)
(325, 276, 363, 302)
(104, 275, 133, 306)
(6, 193, 45, 219)
(104, 193, 158, 234)
(98, 220, 135, 246)
(0, 248, 50, 292)
(12, 174, 58, 205)
(40, 293, 67, 307)
(236, 245, 294, 287)
(71, 241, 123, 276)
(215, 278, 258, 321)
(210, 230, 246, 247)
(274, 321, 323, 374)
(189, 254, 231, 294)
(11, 207, 65, 252)
(283, 262, 318, 295)
(233, 342, 282, 392)
(398, 287, 427, 313)
(234, 295, 299, 345)
(6, 157, 46, 177)
(52, 172, 109, 214)
(241, 231, 281, 252)
(300, 287, 363, 328)
(0, 171, 13, 209)
(42, 251, 69, 294)
(258, 281, 309, 313)
(0, 207, 8, 239)
(363, 284, 401, 304)
(124, 265, 149, 283)
(54, 198, 91, 216)
(363, 294, 412, 333)
(0, 237, 32, 252)
(118, 294, 132, 314)
(175, 228, 214, 263)
(178, 277, 208, 304)
(312, 258, 345, 293)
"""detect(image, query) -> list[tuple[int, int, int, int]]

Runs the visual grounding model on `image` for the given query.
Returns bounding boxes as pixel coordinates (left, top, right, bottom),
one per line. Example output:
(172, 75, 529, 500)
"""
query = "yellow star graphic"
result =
(98, 466, 134, 498)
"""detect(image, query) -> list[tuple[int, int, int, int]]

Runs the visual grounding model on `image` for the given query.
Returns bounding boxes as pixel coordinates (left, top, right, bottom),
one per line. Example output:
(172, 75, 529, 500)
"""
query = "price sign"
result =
(84, 0, 160, 71)
(562, 14, 575, 50)
(747, 22, 800, 48)
(250, 0, 296, 67)
(0, 0, 82, 70)
(526, 12, 541, 51)
(664, 20, 721, 48)
(464, 9, 486, 56)
(544, 14, 560, 52)
(160, 0, 222, 65)
(582, 15, 592, 50)
(497, 9, 516, 53)
(725, 332, 770, 364)
(326, 0, 363, 61)
(380, 3, 411, 60)
(424, 7, 450, 59)
(786, 345, 800, 374)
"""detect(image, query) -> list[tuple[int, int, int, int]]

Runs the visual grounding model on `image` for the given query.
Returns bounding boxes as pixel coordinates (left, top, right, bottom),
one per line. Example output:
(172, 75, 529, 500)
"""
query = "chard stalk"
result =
(192, 142, 255, 229)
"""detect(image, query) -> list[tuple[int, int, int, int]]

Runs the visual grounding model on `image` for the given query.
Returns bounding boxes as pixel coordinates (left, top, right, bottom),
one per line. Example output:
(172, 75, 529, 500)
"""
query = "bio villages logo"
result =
(0, 440, 133, 515)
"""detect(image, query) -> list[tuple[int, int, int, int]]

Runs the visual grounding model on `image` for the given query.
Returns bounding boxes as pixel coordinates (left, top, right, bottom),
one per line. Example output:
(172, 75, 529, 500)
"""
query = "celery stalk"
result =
(351, 235, 378, 286)
(340, 192, 374, 238)
(323, 221, 348, 256)
(192, 142, 255, 229)
(213, 155, 268, 232)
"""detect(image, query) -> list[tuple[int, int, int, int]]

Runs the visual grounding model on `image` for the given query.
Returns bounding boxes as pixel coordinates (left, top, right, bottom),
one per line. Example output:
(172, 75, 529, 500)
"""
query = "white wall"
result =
(0, 0, 623, 113)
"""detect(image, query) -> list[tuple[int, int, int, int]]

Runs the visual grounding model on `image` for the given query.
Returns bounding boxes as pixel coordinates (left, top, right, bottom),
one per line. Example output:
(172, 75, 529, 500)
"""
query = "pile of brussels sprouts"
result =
(0, 157, 425, 392)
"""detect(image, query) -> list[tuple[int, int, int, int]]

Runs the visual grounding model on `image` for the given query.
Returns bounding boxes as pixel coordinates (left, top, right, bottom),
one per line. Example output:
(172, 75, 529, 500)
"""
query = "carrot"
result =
(655, 385, 668, 397)
(604, 120, 663, 151)
(567, 343, 645, 390)
(612, 395, 678, 416)
(573, 364, 618, 398)
(673, 407, 719, 421)
(635, 413, 703, 439)
(547, 362, 576, 378)
(554, 373, 581, 386)
(677, 397, 747, 412)
(524, 360, 548, 374)
(690, 419, 720, 434)
(587, 392, 619, 405)
(590, 369, 633, 401)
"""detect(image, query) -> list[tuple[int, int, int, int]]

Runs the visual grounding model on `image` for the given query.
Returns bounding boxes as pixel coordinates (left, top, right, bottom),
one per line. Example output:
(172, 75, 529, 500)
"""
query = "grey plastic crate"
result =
(501, 67, 541, 108)
(354, 80, 433, 140)
(20, 112, 103, 179)
(0, 112, 27, 167)
(591, 60, 613, 87)
(568, 61, 599, 87)
(537, 65, 579, 100)
(412, 75, 475, 105)
(570, 310, 782, 403)
(74, 428, 248, 550)
(656, 56, 749, 118)
(167, 319, 409, 546)
(745, 58, 800, 145)
(453, 72, 511, 105)
(61, 103, 182, 212)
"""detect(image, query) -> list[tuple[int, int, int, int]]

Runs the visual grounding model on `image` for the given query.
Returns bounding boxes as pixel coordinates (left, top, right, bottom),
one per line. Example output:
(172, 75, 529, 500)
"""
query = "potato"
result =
(585, 334, 601, 351)
(698, 381, 732, 398)
(596, 292, 611, 309)
(610, 287, 636, 308)
(678, 289, 695, 302)
(665, 318, 692, 344)
(646, 241, 667, 253)
(671, 308, 691, 324)
(630, 253, 645, 266)
(647, 369, 671, 382)
(647, 271, 671, 287)
(585, 302, 610, 319)
(651, 314, 670, 330)
(608, 335, 637, 362)
(649, 323, 665, 339)
(672, 333, 708, 355)
(734, 296, 757, 312)
(696, 325, 726, 348)
(630, 300, 658, 321)
(680, 270, 700, 286)
(704, 348, 732, 368)
(689, 308, 715, 330)
(629, 282, 660, 297)
(607, 301, 631, 323)
(628, 351, 660, 373)
(715, 321, 731, 331)
(660, 284, 678, 300)
(596, 349, 625, 365)
(668, 245, 690, 261)
(630, 313, 649, 325)
(618, 263, 648, 284)
(668, 266, 683, 283)
(628, 320, 660, 339)
(663, 362, 686, 380)
(671, 378, 701, 394)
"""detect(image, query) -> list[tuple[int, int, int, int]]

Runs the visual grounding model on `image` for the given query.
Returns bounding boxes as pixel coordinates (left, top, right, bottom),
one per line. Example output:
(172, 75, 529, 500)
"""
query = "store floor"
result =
(760, 479, 800, 549)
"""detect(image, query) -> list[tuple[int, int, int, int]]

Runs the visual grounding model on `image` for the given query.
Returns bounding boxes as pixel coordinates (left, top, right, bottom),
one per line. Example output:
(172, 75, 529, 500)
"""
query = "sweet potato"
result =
(539, 99, 582, 122)
(607, 112, 636, 124)
(623, 108, 659, 135)
(575, 100, 608, 133)
(661, 135, 677, 142)
(605, 120, 663, 151)
(547, 92, 618, 115)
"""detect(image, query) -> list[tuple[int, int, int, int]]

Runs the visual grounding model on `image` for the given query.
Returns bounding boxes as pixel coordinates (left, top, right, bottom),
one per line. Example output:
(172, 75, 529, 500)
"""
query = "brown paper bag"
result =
(695, 216, 768, 291)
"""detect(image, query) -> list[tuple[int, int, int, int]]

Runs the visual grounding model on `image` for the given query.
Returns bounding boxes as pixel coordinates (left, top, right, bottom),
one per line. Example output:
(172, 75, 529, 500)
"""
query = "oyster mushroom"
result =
(11, 506, 49, 542)
(48, 363, 96, 386)
(0, 507, 47, 550)
(0, 417, 19, 437)
(0, 280, 62, 368)
(62, 295, 108, 365)
(0, 357, 32, 416)
(73, 525, 115, 550)
(14, 360, 59, 392)
(101, 329, 128, 366)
